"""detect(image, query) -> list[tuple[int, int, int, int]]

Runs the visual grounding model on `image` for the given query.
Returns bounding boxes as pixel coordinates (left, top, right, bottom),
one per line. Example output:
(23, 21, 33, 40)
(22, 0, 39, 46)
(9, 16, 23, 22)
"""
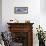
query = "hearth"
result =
(10, 42, 23, 46)
(11, 32, 28, 46)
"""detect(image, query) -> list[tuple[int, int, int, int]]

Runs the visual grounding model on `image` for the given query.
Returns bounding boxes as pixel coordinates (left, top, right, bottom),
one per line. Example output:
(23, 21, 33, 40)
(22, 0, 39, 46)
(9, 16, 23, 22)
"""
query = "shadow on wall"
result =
(0, 16, 2, 32)
(40, 0, 46, 13)
(0, 0, 2, 32)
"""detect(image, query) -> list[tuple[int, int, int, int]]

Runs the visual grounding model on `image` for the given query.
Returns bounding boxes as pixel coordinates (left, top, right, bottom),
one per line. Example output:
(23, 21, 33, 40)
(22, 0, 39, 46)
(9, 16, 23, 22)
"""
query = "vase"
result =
(39, 40, 45, 46)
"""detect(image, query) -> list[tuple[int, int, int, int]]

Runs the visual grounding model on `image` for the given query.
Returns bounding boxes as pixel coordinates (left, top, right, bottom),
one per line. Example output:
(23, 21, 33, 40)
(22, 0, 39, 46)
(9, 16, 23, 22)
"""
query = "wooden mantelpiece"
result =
(7, 23, 34, 46)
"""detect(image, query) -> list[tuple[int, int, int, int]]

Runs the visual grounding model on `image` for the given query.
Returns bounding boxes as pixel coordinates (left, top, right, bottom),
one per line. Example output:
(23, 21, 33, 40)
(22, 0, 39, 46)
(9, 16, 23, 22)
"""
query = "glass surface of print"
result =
(14, 7, 28, 14)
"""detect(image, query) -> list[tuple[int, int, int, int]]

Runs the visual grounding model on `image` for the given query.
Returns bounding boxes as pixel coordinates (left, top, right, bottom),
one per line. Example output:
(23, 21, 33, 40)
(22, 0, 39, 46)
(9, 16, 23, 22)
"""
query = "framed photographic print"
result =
(14, 7, 28, 14)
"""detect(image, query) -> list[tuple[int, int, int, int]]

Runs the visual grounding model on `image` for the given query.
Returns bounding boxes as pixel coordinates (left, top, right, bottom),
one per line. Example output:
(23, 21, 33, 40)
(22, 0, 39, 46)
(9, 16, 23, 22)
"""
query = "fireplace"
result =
(7, 23, 34, 46)
(11, 32, 28, 46)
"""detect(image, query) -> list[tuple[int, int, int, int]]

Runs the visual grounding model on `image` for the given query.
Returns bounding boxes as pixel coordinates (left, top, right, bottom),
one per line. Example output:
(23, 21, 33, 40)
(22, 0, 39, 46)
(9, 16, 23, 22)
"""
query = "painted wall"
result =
(2, 0, 46, 46)
(40, 0, 46, 13)
(2, 0, 40, 31)
(40, 0, 46, 31)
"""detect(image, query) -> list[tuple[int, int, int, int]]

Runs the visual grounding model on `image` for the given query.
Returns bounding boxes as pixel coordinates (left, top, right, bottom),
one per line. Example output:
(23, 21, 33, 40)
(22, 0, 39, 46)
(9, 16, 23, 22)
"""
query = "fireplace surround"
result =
(7, 23, 34, 46)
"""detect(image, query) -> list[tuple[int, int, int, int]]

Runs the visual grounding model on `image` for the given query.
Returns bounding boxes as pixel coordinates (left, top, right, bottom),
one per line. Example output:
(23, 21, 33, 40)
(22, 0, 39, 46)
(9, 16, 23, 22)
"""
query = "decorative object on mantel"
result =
(8, 19, 19, 23)
(25, 20, 30, 23)
(10, 20, 13, 21)
(36, 25, 46, 46)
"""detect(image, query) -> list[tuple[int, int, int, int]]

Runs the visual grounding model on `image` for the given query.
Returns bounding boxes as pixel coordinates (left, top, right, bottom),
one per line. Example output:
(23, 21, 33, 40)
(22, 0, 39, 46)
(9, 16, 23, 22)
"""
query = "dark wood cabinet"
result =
(7, 23, 34, 46)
